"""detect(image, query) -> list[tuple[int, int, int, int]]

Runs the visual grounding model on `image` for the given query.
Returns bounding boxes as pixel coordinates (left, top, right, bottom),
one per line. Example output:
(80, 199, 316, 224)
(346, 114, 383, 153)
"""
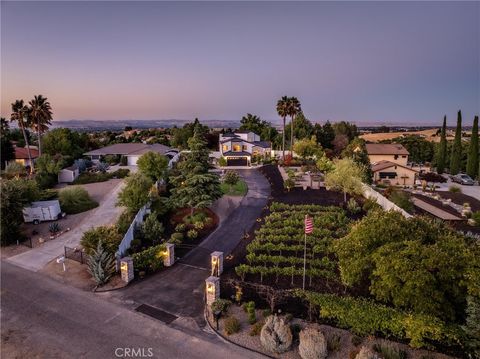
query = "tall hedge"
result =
(466, 115, 479, 179)
(295, 290, 462, 349)
(437, 116, 447, 174)
(450, 110, 463, 175)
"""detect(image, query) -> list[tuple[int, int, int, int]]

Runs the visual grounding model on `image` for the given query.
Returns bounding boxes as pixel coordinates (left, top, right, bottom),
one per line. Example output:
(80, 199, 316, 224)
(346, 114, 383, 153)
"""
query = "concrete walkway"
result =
(7, 181, 125, 272)
(107, 168, 271, 328)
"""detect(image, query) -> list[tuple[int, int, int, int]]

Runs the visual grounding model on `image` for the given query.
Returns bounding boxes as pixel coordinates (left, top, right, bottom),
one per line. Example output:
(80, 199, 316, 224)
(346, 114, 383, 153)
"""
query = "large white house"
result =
(219, 131, 271, 166)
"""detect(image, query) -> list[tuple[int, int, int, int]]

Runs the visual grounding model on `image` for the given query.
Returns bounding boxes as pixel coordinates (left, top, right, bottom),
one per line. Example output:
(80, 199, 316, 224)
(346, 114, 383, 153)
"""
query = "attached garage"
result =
(127, 155, 140, 166)
(227, 157, 248, 166)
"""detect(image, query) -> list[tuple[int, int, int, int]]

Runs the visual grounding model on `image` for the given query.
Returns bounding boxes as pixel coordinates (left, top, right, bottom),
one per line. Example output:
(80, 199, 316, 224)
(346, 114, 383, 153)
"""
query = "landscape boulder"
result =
(298, 324, 327, 359)
(355, 346, 381, 359)
(260, 315, 293, 353)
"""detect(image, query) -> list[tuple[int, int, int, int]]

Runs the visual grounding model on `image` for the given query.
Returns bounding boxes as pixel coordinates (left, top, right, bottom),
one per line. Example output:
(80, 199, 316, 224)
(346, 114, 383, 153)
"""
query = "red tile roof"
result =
(14, 147, 39, 159)
(366, 143, 409, 155)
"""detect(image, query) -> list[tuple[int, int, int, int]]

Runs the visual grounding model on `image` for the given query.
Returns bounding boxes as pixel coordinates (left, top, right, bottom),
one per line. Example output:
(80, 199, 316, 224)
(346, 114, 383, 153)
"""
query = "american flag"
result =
(304, 215, 314, 234)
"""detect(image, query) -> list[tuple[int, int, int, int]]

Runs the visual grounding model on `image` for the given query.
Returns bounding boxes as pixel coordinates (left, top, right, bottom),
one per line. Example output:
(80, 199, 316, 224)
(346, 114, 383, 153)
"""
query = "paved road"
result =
(108, 169, 270, 327)
(435, 178, 480, 199)
(6, 180, 125, 272)
(1, 261, 261, 359)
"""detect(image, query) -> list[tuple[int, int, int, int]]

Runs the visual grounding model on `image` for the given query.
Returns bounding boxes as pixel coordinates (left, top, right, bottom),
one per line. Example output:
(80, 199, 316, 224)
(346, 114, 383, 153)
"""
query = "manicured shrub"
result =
(141, 212, 164, 245)
(419, 172, 447, 183)
(245, 301, 256, 324)
(73, 172, 111, 185)
(193, 221, 204, 230)
(81, 226, 122, 256)
(218, 157, 227, 167)
(471, 211, 480, 226)
(299, 324, 327, 359)
(110, 168, 130, 178)
(449, 185, 461, 193)
(49, 222, 61, 234)
(187, 229, 198, 239)
(260, 315, 293, 353)
(169, 232, 184, 244)
(296, 291, 462, 349)
(116, 210, 135, 235)
(59, 186, 98, 214)
(175, 223, 186, 232)
(211, 299, 231, 314)
(347, 198, 361, 214)
(131, 244, 166, 273)
(224, 316, 240, 335)
(250, 321, 264, 336)
(224, 170, 239, 186)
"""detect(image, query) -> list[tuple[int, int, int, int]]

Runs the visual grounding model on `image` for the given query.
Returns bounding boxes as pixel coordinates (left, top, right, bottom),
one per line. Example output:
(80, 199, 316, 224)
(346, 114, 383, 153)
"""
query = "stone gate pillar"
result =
(210, 251, 224, 276)
(120, 257, 134, 283)
(205, 276, 220, 306)
(164, 243, 175, 267)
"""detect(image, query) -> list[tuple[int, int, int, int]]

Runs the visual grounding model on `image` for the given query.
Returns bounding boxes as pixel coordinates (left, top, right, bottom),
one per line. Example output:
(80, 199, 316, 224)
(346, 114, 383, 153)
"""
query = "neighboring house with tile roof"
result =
(12, 146, 39, 168)
(84, 143, 179, 167)
(366, 143, 418, 186)
(219, 131, 271, 166)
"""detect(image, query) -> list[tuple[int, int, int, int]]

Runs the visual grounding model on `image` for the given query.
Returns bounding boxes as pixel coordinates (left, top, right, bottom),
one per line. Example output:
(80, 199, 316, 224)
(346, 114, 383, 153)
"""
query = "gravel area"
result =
(212, 305, 457, 359)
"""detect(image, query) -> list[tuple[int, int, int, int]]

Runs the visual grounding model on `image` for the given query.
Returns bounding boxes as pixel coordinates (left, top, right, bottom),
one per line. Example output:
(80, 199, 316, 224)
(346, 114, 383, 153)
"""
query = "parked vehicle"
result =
(451, 173, 475, 186)
(23, 200, 65, 224)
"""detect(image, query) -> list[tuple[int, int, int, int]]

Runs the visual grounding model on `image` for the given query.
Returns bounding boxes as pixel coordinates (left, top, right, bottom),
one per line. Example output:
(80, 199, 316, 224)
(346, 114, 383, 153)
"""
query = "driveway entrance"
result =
(108, 169, 271, 328)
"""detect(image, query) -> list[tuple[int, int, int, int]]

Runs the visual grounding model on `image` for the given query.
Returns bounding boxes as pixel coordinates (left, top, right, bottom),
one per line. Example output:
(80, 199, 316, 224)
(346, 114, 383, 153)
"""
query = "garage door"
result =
(227, 157, 248, 166)
(127, 156, 140, 166)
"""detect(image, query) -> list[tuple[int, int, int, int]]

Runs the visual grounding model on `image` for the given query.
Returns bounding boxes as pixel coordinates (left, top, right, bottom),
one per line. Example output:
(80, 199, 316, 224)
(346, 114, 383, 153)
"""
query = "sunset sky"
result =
(1, 1, 479, 125)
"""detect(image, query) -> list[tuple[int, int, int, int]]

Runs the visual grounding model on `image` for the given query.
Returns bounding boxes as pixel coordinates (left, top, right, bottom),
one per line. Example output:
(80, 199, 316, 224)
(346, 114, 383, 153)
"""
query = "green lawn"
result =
(221, 180, 248, 196)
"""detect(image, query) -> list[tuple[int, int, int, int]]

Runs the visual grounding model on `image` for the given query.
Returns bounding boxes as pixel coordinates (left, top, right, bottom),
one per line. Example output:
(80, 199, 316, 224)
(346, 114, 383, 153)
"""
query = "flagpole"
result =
(303, 215, 307, 290)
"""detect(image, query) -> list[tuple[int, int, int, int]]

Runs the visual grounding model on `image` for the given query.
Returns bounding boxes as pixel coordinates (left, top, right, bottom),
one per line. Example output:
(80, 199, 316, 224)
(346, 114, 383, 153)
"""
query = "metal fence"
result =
(65, 246, 85, 264)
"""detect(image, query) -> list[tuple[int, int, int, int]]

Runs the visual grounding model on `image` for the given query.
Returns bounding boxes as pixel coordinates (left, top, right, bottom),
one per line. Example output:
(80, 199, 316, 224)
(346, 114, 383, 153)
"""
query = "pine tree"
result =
(436, 116, 447, 174)
(466, 116, 479, 179)
(462, 295, 480, 358)
(170, 123, 222, 215)
(449, 110, 463, 175)
(87, 241, 116, 286)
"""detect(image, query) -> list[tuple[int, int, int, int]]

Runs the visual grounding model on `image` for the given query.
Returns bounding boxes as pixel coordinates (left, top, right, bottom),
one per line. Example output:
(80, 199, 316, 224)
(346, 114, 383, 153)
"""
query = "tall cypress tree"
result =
(466, 116, 479, 179)
(436, 116, 447, 174)
(449, 110, 463, 175)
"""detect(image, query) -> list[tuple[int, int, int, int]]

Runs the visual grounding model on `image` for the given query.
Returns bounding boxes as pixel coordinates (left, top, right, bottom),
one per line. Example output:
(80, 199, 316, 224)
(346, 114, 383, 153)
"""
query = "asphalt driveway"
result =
(108, 168, 270, 328)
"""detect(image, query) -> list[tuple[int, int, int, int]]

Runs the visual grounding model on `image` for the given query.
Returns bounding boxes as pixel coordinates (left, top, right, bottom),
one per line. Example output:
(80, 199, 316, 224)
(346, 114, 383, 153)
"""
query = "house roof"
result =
(223, 151, 251, 157)
(366, 143, 409, 156)
(84, 143, 172, 157)
(252, 141, 271, 148)
(371, 160, 418, 173)
(14, 147, 39, 159)
(61, 164, 78, 171)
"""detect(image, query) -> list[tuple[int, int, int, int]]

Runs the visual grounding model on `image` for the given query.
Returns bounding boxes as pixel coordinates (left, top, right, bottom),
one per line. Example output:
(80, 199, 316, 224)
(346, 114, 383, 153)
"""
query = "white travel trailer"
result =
(23, 200, 64, 224)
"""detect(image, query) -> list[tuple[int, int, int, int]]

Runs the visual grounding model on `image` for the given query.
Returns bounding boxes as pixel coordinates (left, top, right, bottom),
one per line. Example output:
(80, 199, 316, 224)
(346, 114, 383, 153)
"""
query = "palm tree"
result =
(10, 99, 33, 170)
(29, 95, 53, 156)
(288, 97, 301, 152)
(276, 96, 289, 159)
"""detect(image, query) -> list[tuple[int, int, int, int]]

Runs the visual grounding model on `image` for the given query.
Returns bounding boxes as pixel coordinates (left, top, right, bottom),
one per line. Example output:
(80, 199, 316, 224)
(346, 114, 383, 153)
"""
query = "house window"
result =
(394, 155, 399, 160)
(233, 144, 241, 152)
(242, 145, 247, 151)
(402, 155, 407, 158)
(222, 145, 228, 151)
(379, 172, 397, 179)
